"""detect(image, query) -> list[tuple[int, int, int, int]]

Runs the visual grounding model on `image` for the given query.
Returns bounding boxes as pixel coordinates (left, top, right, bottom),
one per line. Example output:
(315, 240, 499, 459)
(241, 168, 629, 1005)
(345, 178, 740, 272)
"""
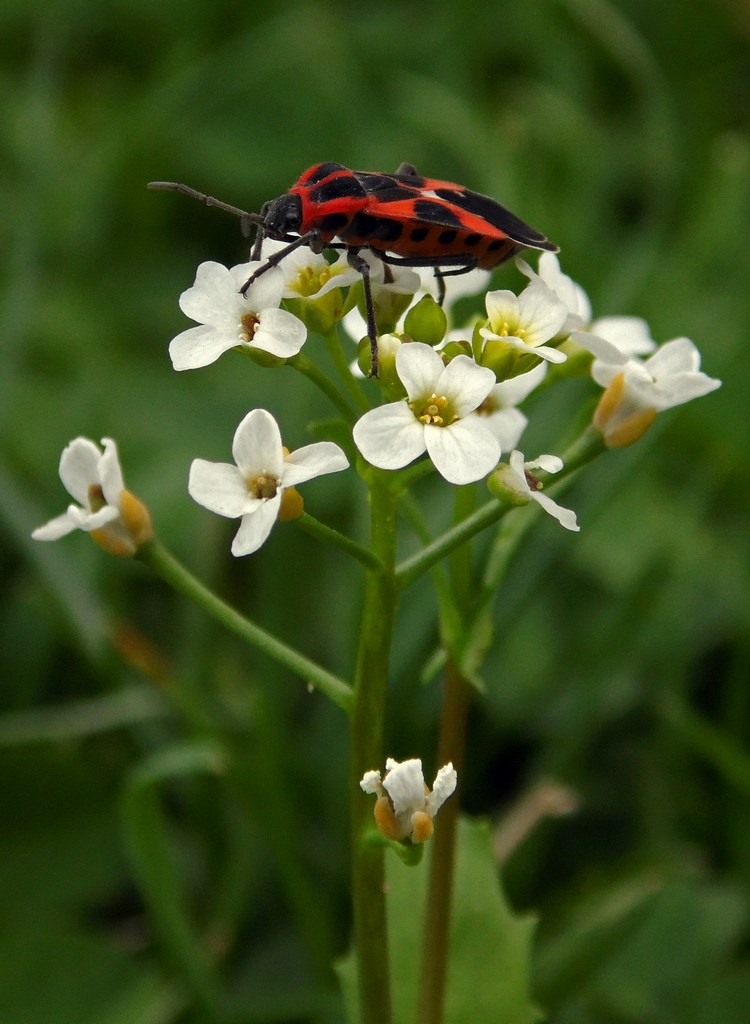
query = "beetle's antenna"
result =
(147, 182, 265, 234)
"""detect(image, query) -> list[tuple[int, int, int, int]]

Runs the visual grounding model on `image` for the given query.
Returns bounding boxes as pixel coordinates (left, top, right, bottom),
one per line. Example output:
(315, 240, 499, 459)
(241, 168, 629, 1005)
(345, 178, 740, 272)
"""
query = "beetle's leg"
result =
(347, 248, 379, 377)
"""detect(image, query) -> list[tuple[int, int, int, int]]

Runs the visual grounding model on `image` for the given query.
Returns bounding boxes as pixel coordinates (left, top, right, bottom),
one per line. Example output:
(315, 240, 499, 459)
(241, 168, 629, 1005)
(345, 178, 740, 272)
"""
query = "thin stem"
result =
(322, 327, 372, 414)
(419, 658, 471, 1024)
(293, 511, 383, 570)
(350, 470, 399, 1024)
(137, 539, 353, 714)
(287, 351, 358, 423)
(395, 497, 508, 592)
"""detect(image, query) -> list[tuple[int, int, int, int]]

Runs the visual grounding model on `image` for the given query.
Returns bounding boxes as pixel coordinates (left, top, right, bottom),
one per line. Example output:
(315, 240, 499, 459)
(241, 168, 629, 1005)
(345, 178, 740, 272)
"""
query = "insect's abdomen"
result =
(339, 214, 525, 269)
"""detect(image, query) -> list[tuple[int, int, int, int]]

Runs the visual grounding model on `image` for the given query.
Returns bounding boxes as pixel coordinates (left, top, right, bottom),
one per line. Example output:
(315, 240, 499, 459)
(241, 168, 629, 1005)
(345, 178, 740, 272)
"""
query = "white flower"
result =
(169, 260, 307, 370)
(479, 280, 571, 365)
(491, 450, 580, 532)
(352, 343, 500, 484)
(32, 437, 152, 557)
(360, 758, 457, 844)
(475, 363, 547, 450)
(592, 336, 722, 447)
(518, 251, 591, 328)
(520, 253, 658, 363)
(188, 409, 348, 556)
(260, 240, 361, 299)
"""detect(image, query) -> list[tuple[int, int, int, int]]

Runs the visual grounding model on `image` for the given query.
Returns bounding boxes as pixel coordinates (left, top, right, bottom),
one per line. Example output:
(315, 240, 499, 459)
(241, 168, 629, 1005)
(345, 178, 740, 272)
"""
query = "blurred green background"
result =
(1, 0, 748, 1022)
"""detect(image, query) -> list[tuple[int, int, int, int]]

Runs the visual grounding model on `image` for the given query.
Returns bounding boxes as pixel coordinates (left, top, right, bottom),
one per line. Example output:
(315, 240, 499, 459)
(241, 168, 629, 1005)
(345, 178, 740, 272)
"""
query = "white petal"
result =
(492, 363, 547, 407)
(32, 510, 81, 541)
(99, 438, 125, 507)
(436, 355, 496, 416)
(517, 282, 569, 344)
(232, 263, 285, 311)
(425, 417, 501, 485)
(179, 262, 242, 327)
(483, 407, 528, 450)
(590, 316, 656, 357)
(68, 504, 121, 532)
(232, 409, 284, 479)
(169, 324, 240, 370)
(383, 759, 426, 815)
(353, 403, 426, 470)
(571, 330, 625, 364)
(396, 343, 444, 399)
(58, 438, 103, 505)
(188, 460, 255, 518)
(427, 763, 457, 815)
(231, 499, 280, 556)
(508, 450, 532, 497)
(644, 337, 701, 376)
(532, 490, 580, 532)
(251, 308, 307, 357)
(485, 289, 520, 330)
(281, 442, 349, 487)
(360, 770, 383, 794)
(529, 454, 563, 474)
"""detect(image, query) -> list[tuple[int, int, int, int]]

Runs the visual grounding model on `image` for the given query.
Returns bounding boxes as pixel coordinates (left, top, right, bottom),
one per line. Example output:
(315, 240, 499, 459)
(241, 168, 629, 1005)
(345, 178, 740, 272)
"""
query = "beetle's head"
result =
(262, 194, 302, 239)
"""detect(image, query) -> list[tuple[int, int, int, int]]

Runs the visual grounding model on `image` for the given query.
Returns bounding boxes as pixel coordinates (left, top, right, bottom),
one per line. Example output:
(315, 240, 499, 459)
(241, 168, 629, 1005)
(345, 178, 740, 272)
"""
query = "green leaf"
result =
(337, 818, 541, 1023)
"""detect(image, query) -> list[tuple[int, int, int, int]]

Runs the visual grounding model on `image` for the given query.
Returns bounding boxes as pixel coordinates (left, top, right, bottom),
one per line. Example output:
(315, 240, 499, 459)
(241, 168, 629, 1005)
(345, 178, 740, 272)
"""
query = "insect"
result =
(149, 162, 558, 375)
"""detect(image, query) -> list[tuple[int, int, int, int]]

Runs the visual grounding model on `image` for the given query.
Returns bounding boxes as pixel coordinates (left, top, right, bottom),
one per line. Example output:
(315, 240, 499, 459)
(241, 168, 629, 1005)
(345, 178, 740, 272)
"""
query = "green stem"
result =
(395, 497, 508, 592)
(418, 659, 471, 1024)
(294, 511, 383, 570)
(287, 351, 358, 423)
(350, 469, 399, 1024)
(322, 327, 372, 414)
(137, 539, 353, 714)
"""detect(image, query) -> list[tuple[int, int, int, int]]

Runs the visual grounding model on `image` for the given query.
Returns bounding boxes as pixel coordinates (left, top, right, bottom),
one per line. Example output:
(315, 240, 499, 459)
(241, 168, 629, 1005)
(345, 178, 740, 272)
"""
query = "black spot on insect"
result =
(348, 211, 403, 243)
(413, 199, 463, 227)
(464, 233, 481, 247)
(311, 176, 366, 203)
(438, 229, 457, 245)
(410, 226, 429, 242)
(487, 239, 505, 251)
(305, 162, 347, 185)
(318, 212, 350, 234)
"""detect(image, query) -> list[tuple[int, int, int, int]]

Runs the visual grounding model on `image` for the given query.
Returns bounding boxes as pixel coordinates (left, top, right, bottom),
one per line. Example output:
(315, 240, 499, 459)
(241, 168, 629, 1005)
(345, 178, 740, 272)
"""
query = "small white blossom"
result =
(32, 437, 152, 556)
(476, 363, 547, 450)
(352, 343, 500, 484)
(518, 251, 591, 328)
(492, 451, 580, 532)
(519, 253, 658, 363)
(260, 240, 361, 299)
(479, 280, 570, 365)
(360, 758, 457, 844)
(188, 409, 348, 556)
(592, 337, 721, 446)
(169, 260, 307, 371)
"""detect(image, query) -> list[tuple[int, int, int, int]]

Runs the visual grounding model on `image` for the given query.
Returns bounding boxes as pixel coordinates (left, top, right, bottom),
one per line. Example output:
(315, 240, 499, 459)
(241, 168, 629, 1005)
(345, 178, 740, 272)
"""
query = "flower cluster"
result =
(34, 241, 720, 556)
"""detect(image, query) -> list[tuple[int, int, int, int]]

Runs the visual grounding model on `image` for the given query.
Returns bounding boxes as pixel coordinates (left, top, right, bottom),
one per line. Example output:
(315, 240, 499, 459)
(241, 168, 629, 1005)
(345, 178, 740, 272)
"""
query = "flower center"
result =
(87, 483, 107, 512)
(248, 473, 280, 500)
(412, 393, 455, 427)
(295, 264, 332, 297)
(495, 319, 525, 340)
(524, 468, 542, 492)
(240, 312, 261, 342)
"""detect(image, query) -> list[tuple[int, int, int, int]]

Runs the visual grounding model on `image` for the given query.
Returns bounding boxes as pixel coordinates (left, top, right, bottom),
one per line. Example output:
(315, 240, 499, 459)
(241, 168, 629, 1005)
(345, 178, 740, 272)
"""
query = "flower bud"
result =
(403, 295, 447, 347)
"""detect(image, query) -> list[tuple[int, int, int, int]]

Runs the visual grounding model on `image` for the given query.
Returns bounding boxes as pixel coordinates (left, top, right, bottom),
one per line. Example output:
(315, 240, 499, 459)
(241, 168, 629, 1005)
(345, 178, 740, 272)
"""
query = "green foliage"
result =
(1, 0, 748, 1021)
(338, 818, 540, 1024)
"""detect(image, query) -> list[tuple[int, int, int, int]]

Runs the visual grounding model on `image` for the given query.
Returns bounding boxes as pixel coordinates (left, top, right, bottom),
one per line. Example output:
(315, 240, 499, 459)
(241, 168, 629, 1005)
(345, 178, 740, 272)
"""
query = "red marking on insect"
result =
(149, 162, 558, 375)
